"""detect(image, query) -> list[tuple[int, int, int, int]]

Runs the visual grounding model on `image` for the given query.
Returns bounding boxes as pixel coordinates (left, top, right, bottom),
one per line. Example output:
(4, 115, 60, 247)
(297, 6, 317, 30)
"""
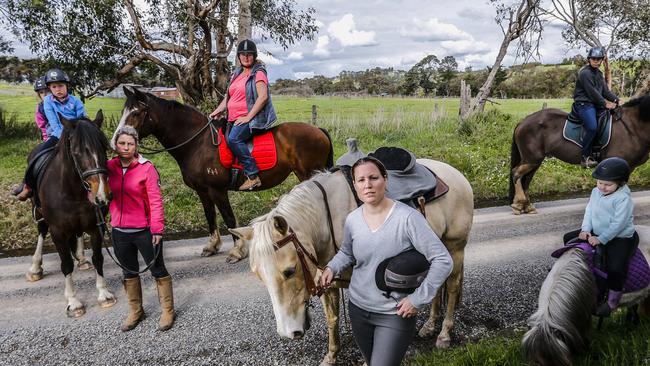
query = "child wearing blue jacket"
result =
(564, 157, 638, 316)
(13, 68, 87, 200)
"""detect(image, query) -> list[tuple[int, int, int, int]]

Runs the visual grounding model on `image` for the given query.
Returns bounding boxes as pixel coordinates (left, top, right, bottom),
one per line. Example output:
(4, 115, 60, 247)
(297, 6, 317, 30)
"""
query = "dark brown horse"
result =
(510, 94, 650, 214)
(38, 111, 116, 316)
(114, 87, 333, 260)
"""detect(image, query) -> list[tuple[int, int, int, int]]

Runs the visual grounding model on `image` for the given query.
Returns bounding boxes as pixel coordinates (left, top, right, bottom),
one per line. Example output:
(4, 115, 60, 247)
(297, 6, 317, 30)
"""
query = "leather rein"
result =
(272, 180, 346, 297)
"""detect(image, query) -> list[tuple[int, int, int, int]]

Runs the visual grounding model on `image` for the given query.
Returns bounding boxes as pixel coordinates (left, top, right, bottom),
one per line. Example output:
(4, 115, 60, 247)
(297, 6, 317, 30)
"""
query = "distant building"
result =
(148, 86, 180, 100)
(103, 83, 147, 98)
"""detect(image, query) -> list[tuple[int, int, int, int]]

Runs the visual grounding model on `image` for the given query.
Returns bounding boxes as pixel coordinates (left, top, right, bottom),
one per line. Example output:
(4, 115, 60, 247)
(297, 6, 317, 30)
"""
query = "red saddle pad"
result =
(218, 129, 278, 171)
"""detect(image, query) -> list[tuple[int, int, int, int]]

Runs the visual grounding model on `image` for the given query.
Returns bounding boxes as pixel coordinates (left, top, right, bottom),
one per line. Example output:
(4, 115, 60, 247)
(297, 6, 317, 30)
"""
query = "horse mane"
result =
(521, 249, 595, 366)
(249, 171, 334, 273)
(125, 92, 206, 119)
(622, 93, 650, 122)
(60, 118, 109, 155)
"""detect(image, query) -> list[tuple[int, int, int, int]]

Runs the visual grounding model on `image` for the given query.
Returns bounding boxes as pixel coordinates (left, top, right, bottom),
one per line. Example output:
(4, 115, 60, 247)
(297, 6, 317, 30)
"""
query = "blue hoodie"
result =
(581, 185, 635, 244)
(43, 93, 87, 138)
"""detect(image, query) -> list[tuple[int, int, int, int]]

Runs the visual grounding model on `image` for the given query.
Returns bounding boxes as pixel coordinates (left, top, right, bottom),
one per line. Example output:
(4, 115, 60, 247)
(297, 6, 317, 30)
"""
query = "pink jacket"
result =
(108, 155, 164, 234)
(35, 104, 48, 141)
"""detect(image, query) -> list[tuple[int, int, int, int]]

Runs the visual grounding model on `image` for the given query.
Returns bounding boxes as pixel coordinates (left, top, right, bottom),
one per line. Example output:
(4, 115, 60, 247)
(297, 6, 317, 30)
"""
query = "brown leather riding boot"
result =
(239, 176, 261, 191)
(121, 277, 145, 332)
(155, 276, 176, 331)
(14, 184, 33, 201)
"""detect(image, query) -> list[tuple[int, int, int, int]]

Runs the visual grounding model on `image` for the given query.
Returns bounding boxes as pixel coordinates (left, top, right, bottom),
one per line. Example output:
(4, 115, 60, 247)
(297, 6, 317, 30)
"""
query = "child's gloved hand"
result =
(588, 236, 601, 246)
(578, 231, 591, 240)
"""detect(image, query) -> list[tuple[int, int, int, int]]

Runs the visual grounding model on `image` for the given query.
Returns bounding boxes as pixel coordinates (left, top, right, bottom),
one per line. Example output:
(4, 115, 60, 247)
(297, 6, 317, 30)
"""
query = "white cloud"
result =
(440, 40, 491, 56)
(313, 36, 331, 57)
(294, 71, 315, 79)
(258, 52, 284, 65)
(400, 18, 471, 42)
(287, 52, 304, 61)
(315, 19, 325, 28)
(327, 14, 377, 47)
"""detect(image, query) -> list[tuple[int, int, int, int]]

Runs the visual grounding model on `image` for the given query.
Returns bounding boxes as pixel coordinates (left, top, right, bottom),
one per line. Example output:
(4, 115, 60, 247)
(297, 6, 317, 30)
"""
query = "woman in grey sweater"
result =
(320, 157, 453, 366)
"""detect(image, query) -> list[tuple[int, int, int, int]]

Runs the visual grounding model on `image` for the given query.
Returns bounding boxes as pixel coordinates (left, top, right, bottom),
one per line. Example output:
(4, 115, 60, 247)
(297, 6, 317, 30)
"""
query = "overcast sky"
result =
(5, 0, 588, 83)
(255, 0, 585, 81)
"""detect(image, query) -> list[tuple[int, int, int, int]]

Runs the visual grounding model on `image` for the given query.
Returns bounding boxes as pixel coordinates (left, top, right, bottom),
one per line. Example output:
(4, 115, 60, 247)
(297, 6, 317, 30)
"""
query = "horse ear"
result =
(59, 113, 74, 130)
(229, 226, 253, 241)
(94, 110, 104, 128)
(273, 216, 289, 235)
(123, 86, 133, 97)
(133, 87, 147, 101)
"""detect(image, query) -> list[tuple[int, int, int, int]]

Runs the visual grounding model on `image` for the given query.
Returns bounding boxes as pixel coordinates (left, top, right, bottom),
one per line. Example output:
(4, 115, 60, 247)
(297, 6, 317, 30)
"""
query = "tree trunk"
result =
(236, 0, 252, 67)
(215, 1, 231, 101)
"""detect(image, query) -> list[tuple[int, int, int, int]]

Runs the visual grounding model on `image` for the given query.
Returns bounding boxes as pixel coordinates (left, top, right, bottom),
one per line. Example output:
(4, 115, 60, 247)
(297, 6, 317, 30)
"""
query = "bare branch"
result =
(85, 53, 146, 99)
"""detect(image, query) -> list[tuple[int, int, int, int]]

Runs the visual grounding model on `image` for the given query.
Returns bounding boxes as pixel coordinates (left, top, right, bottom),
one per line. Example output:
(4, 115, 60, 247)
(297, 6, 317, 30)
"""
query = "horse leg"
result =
(418, 286, 443, 338)
(511, 163, 538, 215)
(435, 250, 465, 348)
(52, 232, 85, 317)
(90, 230, 116, 308)
(26, 220, 48, 282)
(197, 191, 220, 257)
(521, 165, 541, 214)
(319, 288, 341, 366)
(73, 234, 93, 270)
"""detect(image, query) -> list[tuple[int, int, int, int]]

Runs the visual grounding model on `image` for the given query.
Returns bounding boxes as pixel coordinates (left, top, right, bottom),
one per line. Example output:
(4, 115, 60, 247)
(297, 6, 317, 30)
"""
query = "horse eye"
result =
(282, 266, 296, 279)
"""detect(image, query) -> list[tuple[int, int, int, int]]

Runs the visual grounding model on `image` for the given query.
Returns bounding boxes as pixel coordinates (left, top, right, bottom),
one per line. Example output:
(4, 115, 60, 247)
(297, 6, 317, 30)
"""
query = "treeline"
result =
(273, 55, 650, 99)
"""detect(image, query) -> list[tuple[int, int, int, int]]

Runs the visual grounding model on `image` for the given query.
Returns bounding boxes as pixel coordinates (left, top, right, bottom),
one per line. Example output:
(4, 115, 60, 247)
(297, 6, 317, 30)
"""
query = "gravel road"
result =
(3, 192, 650, 366)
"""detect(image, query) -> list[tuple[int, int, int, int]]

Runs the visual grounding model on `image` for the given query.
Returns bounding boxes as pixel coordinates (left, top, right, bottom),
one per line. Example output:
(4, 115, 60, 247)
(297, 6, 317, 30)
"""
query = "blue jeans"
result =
(575, 103, 597, 157)
(227, 123, 259, 177)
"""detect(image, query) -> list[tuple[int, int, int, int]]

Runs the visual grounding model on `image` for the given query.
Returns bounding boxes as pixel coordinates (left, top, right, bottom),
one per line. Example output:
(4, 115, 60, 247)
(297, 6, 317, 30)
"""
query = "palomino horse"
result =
(510, 94, 650, 214)
(114, 87, 333, 259)
(522, 226, 650, 366)
(230, 159, 473, 365)
(38, 112, 116, 316)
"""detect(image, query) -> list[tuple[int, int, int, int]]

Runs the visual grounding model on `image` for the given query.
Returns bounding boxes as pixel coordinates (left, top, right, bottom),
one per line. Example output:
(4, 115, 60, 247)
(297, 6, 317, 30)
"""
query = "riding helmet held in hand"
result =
(237, 39, 257, 57)
(592, 157, 631, 182)
(375, 249, 430, 295)
(45, 68, 70, 85)
(33, 76, 47, 91)
(587, 46, 606, 59)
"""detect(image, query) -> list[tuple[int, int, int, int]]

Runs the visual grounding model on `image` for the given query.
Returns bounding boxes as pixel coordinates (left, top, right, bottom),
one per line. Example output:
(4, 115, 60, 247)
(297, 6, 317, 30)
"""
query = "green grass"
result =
(409, 313, 650, 366)
(0, 89, 648, 251)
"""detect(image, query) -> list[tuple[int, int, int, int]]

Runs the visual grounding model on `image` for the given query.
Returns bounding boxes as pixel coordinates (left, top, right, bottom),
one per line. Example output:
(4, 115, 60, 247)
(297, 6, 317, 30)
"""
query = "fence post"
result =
(542, 102, 547, 109)
(311, 105, 317, 125)
(459, 80, 471, 118)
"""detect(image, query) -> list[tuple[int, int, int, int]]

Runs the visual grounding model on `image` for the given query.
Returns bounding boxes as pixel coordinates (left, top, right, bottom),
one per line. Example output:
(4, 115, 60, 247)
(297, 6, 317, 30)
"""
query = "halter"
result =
(271, 180, 345, 297)
(67, 135, 108, 193)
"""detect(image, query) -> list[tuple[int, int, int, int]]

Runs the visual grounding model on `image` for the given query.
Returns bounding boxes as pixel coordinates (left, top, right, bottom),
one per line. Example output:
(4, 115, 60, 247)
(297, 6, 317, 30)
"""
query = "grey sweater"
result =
(327, 201, 453, 314)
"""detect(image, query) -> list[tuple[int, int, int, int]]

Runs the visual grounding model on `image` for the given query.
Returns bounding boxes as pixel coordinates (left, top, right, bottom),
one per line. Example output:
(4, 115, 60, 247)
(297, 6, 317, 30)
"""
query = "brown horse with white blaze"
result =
(510, 94, 650, 214)
(114, 87, 333, 259)
(230, 159, 473, 365)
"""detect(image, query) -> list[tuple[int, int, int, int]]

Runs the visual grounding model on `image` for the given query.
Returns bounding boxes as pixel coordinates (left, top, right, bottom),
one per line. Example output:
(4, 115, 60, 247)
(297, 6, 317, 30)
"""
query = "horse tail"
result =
(522, 249, 595, 366)
(319, 127, 334, 169)
(508, 128, 521, 202)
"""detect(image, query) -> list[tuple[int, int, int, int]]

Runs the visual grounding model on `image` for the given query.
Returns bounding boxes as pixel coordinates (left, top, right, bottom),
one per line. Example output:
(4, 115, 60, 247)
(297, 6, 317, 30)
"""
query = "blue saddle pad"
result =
(562, 114, 612, 149)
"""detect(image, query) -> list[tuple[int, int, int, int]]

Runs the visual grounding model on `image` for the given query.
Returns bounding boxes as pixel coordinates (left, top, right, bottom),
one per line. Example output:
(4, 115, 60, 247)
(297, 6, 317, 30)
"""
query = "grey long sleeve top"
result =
(326, 201, 453, 314)
(574, 65, 618, 108)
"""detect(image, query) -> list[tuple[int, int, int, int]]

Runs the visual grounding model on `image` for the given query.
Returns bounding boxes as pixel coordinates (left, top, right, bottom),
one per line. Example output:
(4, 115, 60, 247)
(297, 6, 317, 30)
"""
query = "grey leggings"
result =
(349, 301, 416, 366)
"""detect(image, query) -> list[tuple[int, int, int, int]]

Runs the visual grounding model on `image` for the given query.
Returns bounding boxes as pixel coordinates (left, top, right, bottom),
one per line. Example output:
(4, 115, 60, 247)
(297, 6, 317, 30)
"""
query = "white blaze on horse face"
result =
(92, 152, 109, 204)
(111, 107, 133, 150)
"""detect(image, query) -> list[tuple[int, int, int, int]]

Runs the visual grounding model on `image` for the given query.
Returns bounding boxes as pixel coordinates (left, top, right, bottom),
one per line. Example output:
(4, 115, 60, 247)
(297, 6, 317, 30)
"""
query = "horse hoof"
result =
(66, 305, 86, 318)
(25, 270, 44, 282)
(418, 321, 436, 338)
(99, 297, 117, 308)
(225, 255, 243, 264)
(523, 205, 538, 214)
(435, 336, 451, 349)
(201, 249, 217, 257)
(319, 361, 336, 366)
(510, 203, 523, 215)
(77, 261, 94, 271)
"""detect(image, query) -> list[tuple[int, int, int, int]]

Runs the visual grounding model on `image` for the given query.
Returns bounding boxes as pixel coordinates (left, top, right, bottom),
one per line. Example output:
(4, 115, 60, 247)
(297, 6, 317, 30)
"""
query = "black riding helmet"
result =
(375, 249, 430, 296)
(587, 46, 605, 59)
(237, 39, 257, 57)
(33, 76, 47, 92)
(45, 68, 70, 85)
(592, 157, 631, 182)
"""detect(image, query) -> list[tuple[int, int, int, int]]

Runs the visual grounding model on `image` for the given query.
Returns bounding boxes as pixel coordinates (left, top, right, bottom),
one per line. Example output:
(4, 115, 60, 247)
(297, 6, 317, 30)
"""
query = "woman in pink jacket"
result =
(108, 125, 176, 332)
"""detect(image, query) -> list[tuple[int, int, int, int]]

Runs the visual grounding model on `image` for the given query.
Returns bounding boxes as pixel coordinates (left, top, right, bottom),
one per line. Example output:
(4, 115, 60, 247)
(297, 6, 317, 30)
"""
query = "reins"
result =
(138, 118, 221, 154)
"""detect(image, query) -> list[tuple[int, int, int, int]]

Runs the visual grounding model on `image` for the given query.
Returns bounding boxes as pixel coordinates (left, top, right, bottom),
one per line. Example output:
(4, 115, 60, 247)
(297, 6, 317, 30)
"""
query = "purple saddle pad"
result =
(551, 242, 650, 293)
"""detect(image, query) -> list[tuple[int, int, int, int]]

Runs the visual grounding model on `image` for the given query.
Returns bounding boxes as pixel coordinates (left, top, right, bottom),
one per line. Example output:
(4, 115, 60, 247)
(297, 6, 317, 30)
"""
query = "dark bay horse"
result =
(39, 111, 116, 316)
(510, 94, 650, 214)
(114, 87, 333, 259)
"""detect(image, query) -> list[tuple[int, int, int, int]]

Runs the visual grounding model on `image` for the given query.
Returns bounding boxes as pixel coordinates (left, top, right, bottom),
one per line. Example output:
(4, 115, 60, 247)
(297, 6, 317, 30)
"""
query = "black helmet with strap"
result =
(33, 76, 47, 91)
(45, 68, 70, 85)
(587, 46, 605, 59)
(237, 39, 257, 57)
(592, 157, 631, 182)
(375, 249, 430, 297)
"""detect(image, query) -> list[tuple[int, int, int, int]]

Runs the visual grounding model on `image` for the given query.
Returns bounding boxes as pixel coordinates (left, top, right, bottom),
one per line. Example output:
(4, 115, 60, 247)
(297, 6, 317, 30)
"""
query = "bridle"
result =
(130, 101, 221, 155)
(67, 135, 108, 194)
(271, 180, 345, 298)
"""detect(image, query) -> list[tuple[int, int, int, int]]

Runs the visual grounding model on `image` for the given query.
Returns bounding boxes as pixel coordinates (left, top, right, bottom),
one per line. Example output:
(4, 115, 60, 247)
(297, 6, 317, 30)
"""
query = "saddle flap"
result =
(218, 128, 278, 171)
